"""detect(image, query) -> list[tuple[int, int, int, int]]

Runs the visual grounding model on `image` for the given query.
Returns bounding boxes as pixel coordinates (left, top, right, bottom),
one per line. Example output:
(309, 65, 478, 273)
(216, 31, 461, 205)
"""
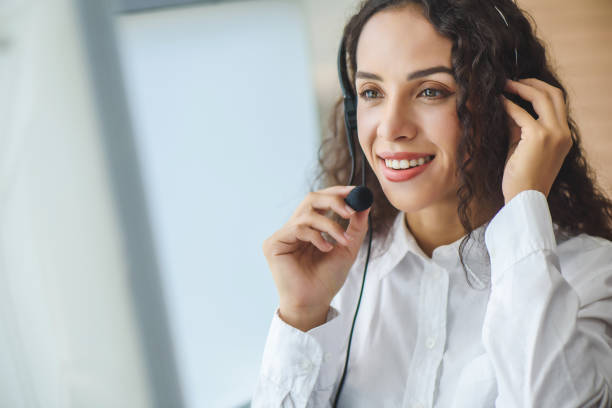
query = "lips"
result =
(378, 153, 435, 182)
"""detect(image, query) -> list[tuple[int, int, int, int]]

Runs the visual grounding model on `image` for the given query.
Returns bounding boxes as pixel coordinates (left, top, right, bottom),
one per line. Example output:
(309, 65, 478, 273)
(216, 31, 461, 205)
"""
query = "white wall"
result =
(115, 1, 320, 406)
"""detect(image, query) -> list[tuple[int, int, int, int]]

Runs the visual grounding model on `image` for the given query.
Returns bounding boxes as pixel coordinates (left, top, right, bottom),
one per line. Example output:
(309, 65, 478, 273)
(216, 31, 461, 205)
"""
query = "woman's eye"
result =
(420, 88, 448, 98)
(359, 89, 381, 100)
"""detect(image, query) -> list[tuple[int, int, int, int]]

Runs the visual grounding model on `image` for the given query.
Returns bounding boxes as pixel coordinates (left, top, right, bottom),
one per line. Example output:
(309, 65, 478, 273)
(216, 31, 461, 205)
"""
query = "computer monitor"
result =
(0, 0, 319, 406)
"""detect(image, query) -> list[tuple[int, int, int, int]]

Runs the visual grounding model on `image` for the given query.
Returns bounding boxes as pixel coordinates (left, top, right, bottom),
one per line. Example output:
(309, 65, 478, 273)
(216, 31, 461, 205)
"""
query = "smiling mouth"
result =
(384, 155, 435, 170)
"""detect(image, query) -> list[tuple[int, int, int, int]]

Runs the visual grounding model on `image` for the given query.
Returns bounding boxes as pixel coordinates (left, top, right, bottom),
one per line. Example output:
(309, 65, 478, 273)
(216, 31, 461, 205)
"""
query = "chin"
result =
(380, 185, 433, 214)
(380, 179, 459, 214)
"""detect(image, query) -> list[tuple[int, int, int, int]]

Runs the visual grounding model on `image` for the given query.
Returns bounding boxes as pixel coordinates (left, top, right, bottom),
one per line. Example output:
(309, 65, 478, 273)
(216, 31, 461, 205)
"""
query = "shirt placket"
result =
(402, 264, 449, 408)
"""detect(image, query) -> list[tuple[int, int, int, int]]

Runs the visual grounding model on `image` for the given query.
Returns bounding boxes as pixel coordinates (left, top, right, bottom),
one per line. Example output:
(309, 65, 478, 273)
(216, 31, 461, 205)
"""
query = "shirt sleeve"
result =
(483, 189, 612, 407)
(251, 306, 348, 408)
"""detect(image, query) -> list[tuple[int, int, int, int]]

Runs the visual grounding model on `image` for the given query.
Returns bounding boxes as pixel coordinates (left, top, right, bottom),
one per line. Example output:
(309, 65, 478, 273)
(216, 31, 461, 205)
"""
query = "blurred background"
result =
(0, 0, 610, 407)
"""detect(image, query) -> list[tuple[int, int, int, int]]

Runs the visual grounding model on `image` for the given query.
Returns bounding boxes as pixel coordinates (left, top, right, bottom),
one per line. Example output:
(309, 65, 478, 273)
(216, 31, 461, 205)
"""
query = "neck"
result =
(404, 197, 495, 258)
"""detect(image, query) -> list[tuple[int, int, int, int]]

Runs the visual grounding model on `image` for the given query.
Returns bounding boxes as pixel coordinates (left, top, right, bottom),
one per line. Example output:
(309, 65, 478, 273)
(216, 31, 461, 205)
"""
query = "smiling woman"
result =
(253, 0, 612, 407)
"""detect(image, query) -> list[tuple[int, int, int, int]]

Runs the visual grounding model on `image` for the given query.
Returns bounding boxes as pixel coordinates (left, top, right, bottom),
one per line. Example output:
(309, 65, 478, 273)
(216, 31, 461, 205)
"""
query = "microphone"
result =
(345, 186, 373, 212)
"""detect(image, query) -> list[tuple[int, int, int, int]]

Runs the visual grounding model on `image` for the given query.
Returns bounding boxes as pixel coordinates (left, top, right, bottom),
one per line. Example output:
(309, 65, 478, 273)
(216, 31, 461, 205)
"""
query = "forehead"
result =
(356, 5, 453, 74)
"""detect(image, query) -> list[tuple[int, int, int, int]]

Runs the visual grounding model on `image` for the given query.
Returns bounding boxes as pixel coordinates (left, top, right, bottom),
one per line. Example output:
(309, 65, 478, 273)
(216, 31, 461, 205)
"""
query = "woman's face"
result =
(355, 5, 462, 214)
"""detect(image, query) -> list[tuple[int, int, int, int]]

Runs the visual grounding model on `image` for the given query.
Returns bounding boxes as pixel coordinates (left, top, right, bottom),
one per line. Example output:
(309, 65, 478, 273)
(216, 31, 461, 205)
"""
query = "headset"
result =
(332, 3, 524, 406)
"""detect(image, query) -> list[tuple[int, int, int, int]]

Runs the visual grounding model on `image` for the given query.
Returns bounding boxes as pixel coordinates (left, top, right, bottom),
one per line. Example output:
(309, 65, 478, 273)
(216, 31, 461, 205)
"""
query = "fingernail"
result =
(344, 232, 354, 242)
(345, 205, 356, 215)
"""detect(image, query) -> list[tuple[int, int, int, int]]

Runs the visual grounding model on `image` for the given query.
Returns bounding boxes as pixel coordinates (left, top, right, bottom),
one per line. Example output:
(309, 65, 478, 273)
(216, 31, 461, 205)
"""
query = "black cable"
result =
(332, 211, 372, 408)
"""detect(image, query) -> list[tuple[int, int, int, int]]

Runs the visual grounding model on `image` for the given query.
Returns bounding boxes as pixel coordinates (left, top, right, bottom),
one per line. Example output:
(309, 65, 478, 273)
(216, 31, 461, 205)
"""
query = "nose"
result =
(377, 93, 417, 142)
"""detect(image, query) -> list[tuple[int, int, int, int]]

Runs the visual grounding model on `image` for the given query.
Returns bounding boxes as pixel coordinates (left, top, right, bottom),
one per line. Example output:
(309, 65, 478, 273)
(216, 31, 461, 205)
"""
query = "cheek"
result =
(356, 113, 378, 160)
(423, 106, 462, 155)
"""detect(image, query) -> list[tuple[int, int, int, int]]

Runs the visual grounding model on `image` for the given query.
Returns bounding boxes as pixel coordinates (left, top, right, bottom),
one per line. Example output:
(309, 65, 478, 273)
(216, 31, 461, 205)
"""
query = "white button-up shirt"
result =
(253, 190, 612, 407)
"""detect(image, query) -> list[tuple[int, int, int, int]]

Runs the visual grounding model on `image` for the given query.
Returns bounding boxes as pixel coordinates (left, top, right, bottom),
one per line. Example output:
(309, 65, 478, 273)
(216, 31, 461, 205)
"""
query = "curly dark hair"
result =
(315, 0, 612, 283)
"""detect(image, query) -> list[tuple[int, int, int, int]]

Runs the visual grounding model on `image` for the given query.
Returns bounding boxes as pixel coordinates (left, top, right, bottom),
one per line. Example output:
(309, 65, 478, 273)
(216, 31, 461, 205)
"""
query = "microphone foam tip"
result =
(344, 186, 373, 212)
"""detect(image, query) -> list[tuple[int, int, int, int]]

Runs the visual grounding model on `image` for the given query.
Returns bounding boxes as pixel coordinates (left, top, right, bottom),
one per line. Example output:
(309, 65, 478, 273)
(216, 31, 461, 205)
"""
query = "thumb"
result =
(345, 207, 371, 251)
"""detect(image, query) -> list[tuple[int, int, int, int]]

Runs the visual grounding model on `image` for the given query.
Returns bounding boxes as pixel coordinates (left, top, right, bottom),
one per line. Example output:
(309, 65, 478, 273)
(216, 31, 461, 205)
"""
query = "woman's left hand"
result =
(501, 78, 573, 204)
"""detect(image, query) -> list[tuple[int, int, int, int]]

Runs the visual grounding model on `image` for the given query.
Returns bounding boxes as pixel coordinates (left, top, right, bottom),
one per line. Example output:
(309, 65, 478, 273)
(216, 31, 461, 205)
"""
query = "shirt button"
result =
(426, 336, 436, 349)
(300, 360, 313, 372)
(323, 352, 332, 362)
(432, 269, 440, 279)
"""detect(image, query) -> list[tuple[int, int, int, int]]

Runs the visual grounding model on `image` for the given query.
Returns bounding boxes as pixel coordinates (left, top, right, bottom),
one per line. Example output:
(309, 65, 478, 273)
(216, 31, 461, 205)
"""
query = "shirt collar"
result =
(364, 210, 567, 283)
(369, 212, 490, 281)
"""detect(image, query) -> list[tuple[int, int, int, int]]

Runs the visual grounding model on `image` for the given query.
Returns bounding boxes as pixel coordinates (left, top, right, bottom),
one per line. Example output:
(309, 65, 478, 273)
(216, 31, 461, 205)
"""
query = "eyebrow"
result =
(355, 66, 454, 81)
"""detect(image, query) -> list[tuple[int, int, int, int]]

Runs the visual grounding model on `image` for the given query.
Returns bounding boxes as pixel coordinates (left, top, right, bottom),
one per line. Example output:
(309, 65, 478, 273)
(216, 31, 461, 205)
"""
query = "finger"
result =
(317, 185, 358, 196)
(295, 226, 334, 253)
(505, 79, 558, 128)
(344, 207, 371, 249)
(302, 212, 350, 246)
(501, 95, 540, 130)
(309, 191, 356, 219)
(519, 78, 567, 126)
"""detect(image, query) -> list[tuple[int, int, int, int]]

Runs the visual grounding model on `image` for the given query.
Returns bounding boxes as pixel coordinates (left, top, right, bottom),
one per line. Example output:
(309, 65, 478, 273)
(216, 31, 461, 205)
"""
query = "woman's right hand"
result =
(262, 185, 371, 331)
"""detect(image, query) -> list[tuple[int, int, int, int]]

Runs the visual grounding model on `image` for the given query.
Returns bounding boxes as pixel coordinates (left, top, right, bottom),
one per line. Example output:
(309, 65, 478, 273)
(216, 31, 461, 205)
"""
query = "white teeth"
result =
(384, 155, 434, 170)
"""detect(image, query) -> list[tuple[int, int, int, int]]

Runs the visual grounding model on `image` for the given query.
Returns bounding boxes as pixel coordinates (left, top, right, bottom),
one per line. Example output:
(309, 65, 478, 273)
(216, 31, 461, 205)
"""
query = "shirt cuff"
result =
(484, 190, 557, 282)
(306, 306, 346, 389)
(259, 307, 345, 396)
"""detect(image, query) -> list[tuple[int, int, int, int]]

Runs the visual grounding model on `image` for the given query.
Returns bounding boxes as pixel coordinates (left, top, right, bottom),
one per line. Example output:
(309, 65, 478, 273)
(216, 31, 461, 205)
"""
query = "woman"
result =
(254, 0, 612, 406)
